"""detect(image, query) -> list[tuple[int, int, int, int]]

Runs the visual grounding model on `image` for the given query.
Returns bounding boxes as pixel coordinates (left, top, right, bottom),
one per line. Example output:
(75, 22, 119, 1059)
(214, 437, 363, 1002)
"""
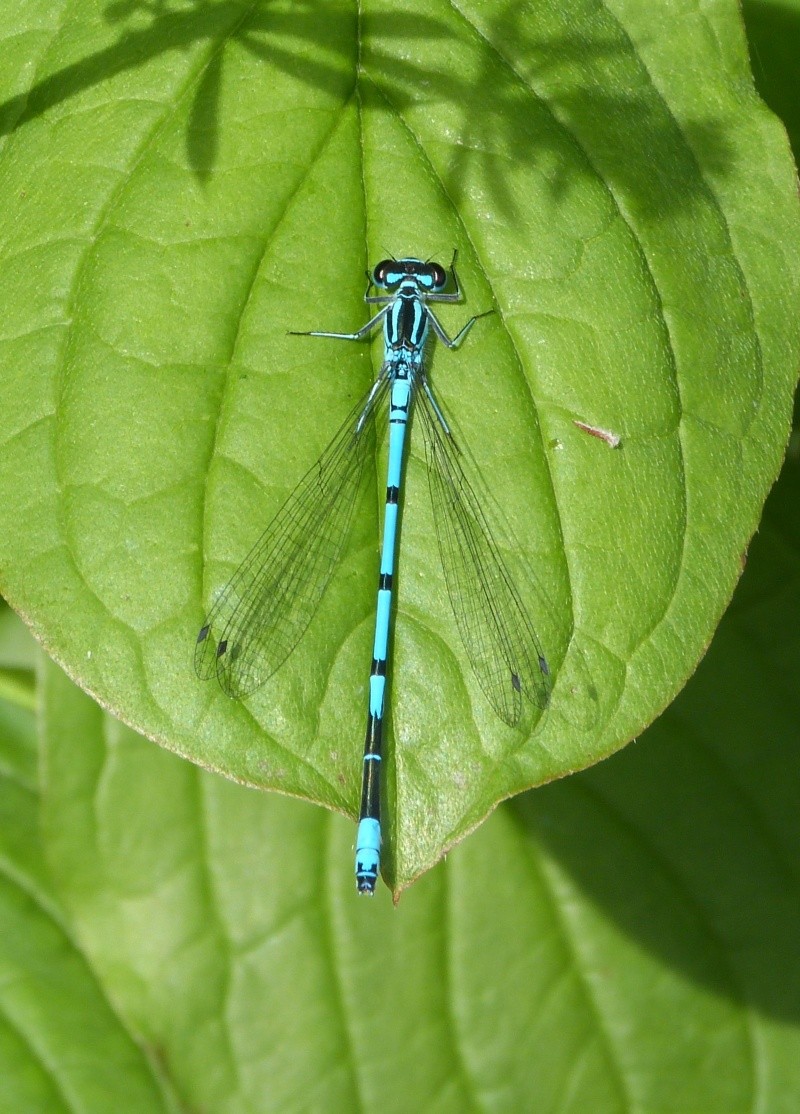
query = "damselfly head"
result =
(372, 258, 448, 291)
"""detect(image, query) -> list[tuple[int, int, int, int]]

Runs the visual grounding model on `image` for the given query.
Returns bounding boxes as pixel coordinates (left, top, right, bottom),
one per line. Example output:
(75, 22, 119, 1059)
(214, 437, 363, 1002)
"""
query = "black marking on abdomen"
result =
(379, 573, 393, 591)
(360, 713, 383, 820)
(387, 486, 399, 504)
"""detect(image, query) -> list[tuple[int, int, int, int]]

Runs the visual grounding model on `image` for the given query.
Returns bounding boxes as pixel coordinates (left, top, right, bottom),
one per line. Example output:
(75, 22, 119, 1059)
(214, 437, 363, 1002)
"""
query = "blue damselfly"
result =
(196, 256, 551, 893)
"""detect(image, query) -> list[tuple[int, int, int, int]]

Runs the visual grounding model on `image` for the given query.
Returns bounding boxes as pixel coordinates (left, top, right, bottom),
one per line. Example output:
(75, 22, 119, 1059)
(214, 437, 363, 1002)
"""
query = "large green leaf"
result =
(35, 441, 800, 1111)
(0, 1, 798, 890)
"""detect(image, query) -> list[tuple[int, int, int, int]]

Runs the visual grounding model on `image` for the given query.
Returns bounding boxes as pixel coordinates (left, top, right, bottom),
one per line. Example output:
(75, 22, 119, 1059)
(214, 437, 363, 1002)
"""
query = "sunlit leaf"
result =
(0, 0, 798, 888)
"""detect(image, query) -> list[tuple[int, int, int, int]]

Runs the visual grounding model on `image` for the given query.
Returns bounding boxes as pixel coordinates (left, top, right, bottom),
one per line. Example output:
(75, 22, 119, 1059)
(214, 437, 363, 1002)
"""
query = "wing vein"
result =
(196, 371, 391, 697)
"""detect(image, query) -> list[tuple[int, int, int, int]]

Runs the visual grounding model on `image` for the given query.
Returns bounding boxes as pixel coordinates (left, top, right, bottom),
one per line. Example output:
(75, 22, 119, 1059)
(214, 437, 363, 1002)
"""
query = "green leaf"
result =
(1, 1, 799, 889)
(0, 694, 172, 1112)
(0, 600, 36, 711)
(37, 442, 800, 1110)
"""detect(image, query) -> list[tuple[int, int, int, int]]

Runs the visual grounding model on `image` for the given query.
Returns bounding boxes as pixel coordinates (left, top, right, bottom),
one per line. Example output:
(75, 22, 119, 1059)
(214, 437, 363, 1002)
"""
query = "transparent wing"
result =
(196, 370, 390, 698)
(417, 385, 551, 728)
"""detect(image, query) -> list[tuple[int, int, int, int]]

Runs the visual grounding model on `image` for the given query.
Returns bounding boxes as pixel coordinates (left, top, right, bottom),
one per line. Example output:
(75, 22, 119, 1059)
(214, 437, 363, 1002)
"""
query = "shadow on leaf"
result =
(0, 0, 734, 220)
(742, 0, 800, 163)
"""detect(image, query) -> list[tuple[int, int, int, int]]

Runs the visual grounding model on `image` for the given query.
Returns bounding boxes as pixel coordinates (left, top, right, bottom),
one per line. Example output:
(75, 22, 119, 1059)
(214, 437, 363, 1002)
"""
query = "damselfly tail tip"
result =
(356, 860, 379, 894)
(355, 817, 382, 895)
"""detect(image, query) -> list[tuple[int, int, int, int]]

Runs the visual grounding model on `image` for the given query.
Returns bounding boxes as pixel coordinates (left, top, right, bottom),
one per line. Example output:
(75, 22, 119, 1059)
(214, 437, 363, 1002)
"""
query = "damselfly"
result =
(196, 256, 552, 894)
